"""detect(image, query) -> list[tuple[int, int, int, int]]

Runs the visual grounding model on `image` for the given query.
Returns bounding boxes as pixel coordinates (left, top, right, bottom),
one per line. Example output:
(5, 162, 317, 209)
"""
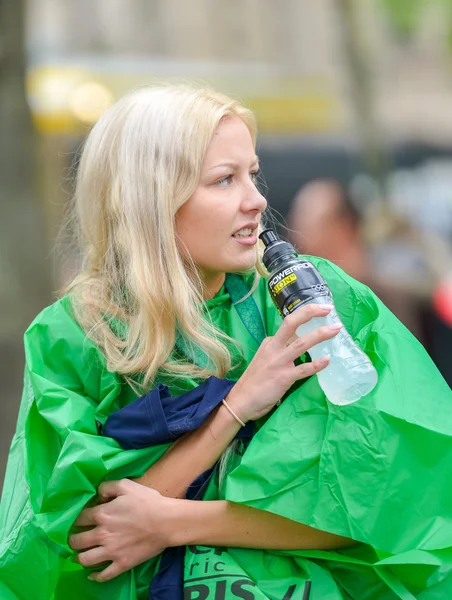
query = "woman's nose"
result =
(243, 185, 267, 214)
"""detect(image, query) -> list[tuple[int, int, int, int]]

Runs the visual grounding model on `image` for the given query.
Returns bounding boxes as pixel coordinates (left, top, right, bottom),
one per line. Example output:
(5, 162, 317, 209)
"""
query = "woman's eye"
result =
(250, 169, 260, 184)
(216, 174, 233, 187)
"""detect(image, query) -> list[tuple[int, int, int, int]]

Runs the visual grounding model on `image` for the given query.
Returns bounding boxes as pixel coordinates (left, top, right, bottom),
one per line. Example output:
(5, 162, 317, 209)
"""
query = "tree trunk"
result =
(0, 0, 52, 487)
(0, 0, 52, 338)
(336, 0, 389, 191)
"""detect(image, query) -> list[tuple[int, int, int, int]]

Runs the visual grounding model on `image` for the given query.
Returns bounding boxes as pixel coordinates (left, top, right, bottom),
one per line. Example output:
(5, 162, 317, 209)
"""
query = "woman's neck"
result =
(202, 272, 226, 300)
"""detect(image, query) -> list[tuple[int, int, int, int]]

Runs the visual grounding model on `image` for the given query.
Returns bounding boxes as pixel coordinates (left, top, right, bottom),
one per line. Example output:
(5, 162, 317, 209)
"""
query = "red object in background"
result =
(433, 279, 452, 327)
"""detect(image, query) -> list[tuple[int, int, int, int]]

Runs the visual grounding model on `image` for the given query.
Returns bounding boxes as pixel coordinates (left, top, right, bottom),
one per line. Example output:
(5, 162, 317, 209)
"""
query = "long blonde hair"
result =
(67, 84, 264, 390)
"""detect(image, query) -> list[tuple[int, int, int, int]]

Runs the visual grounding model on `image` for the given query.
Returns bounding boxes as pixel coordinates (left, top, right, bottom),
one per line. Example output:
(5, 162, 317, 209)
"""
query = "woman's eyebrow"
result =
(207, 158, 259, 172)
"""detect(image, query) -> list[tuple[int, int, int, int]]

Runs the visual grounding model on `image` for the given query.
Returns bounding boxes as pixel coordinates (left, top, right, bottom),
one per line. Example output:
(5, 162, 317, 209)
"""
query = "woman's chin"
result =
(203, 251, 258, 278)
(227, 257, 258, 273)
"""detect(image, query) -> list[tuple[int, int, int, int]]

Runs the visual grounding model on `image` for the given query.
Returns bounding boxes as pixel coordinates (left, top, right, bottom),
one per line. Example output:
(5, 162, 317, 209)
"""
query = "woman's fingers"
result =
(98, 479, 132, 502)
(74, 506, 101, 527)
(294, 356, 331, 379)
(88, 563, 123, 583)
(77, 546, 110, 568)
(74, 480, 134, 528)
(275, 304, 334, 346)
(69, 527, 99, 551)
(284, 321, 342, 363)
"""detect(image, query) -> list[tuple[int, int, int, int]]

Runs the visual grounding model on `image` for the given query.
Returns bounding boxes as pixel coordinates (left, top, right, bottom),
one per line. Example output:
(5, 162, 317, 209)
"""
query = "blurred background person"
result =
(287, 178, 426, 342)
(288, 179, 368, 281)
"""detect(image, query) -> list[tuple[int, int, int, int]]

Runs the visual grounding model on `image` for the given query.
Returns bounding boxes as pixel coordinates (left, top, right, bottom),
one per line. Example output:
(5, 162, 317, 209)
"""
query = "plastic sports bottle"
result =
(259, 229, 378, 405)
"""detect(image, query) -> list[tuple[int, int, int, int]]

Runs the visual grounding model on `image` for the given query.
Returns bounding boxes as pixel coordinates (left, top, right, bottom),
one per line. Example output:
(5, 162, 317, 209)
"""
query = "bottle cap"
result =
(259, 229, 296, 269)
(259, 229, 279, 247)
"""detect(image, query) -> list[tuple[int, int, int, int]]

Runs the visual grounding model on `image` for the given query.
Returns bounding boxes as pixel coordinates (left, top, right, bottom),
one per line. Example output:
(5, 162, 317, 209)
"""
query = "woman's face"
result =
(176, 116, 267, 297)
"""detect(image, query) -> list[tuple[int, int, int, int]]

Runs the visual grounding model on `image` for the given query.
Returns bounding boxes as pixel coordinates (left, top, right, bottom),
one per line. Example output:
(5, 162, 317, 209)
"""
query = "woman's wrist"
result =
(163, 497, 199, 547)
(166, 498, 225, 547)
(222, 387, 250, 424)
(213, 401, 244, 433)
(220, 397, 247, 427)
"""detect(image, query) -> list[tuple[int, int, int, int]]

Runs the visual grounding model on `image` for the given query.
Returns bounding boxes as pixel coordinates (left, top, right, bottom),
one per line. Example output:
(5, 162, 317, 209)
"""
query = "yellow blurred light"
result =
(247, 95, 339, 133)
(27, 64, 340, 134)
(69, 81, 115, 124)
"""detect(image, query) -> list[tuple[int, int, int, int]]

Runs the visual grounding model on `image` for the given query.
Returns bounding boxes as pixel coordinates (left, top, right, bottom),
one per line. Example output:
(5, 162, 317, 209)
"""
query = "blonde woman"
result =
(1, 85, 452, 600)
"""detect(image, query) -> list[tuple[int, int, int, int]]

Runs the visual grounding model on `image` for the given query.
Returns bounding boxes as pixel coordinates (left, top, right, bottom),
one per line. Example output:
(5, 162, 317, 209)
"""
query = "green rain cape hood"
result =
(1, 257, 452, 600)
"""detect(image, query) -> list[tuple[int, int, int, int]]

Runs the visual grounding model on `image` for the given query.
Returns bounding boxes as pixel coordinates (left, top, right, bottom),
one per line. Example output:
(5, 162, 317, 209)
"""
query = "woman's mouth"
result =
(232, 227, 258, 245)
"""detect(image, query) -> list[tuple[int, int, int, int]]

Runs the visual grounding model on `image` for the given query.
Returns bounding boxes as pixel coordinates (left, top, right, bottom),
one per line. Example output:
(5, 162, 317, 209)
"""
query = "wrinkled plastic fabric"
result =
(1, 257, 452, 599)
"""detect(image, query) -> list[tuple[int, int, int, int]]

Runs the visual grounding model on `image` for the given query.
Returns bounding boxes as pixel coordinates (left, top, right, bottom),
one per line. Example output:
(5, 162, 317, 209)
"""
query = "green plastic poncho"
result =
(1, 257, 452, 600)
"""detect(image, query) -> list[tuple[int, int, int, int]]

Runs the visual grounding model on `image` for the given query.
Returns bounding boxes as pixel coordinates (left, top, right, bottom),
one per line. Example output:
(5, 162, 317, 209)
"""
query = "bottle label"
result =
(268, 261, 331, 316)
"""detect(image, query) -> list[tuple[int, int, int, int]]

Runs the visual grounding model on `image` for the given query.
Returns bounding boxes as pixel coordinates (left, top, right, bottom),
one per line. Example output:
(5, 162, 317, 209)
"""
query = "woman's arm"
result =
(70, 479, 354, 583)
(135, 303, 338, 498)
(134, 402, 241, 497)
(172, 496, 353, 551)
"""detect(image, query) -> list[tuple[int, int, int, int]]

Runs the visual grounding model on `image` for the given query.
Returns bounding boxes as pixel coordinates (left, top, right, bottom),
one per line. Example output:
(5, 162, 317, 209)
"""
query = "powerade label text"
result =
(268, 261, 330, 316)
(272, 273, 296, 294)
(268, 262, 311, 288)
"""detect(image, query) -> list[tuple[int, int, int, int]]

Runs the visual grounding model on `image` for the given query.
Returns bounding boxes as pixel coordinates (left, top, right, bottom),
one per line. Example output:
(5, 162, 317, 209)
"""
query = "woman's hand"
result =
(226, 303, 341, 422)
(69, 479, 177, 582)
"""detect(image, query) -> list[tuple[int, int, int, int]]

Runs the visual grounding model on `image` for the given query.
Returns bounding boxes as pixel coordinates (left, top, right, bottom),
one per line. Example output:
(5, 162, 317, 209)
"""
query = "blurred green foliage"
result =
(381, 0, 452, 54)
(380, 0, 426, 40)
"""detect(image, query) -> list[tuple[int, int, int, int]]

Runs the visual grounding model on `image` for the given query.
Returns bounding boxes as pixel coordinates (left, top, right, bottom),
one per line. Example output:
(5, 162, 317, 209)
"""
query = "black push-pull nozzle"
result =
(259, 229, 279, 248)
